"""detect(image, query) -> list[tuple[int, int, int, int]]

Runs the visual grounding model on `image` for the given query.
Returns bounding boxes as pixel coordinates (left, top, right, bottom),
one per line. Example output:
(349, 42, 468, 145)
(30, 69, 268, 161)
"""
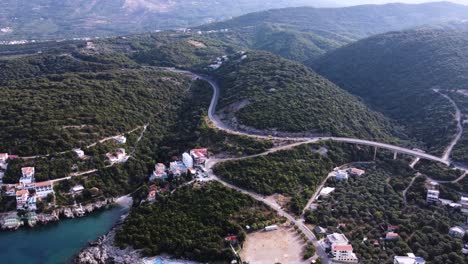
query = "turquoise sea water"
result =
(0, 206, 127, 264)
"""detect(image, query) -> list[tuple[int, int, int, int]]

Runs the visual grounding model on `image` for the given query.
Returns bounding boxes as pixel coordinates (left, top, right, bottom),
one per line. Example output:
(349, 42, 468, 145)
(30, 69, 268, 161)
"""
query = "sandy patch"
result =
(240, 227, 308, 264)
(187, 40, 207, 48)
(266, 194, 291, 209)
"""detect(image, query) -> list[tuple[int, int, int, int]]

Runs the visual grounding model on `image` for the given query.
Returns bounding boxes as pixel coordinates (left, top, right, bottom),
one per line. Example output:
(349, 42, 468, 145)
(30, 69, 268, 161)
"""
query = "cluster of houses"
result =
(324, 232, 359, 263)
(333, 167, 366, 181)
(146, 148, 208, 201)
(150, 148, 208, 181)
(2, 166, 55, 212)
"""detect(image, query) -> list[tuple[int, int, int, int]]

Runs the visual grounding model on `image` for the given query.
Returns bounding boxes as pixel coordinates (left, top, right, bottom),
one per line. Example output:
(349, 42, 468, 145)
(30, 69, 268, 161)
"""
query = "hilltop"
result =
(213, 51, 404, 141)
(313, 28, 468, 153)
(198, 2, 468, 62)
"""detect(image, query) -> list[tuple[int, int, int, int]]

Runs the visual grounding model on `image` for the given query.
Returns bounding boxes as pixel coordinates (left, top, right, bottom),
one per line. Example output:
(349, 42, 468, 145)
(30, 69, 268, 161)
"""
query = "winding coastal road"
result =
(169, 68, 453, 166)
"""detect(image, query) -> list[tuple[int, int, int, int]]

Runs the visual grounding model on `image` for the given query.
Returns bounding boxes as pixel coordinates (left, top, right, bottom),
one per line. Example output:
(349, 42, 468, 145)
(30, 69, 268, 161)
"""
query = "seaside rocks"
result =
(75, 229, 143, 264)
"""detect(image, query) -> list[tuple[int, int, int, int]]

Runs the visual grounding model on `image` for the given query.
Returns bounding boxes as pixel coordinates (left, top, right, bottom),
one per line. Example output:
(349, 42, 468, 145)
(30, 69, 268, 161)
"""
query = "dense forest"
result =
(313, 29, 468, 154)
(214, 141, 374, 214)
(114, 182, 283, 262)
(308, 160, 468, 263)
(214, 51, 405, 142)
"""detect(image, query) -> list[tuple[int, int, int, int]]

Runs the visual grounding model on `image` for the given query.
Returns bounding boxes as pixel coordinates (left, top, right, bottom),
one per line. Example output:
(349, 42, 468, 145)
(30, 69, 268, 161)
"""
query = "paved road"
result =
(166, 68, 451, 166)
(434, 89, 463, 161)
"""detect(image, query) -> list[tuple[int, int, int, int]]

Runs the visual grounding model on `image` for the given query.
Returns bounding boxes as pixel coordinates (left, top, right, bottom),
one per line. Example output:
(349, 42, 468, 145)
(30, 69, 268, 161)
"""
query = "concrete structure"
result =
(314, 226, 327, 234)
(114, 135, 127, 144)
(264, 225, 278, 232)
(449, 226, 466, 238)
(319, 187, 335, 198)
(426, 189, 440, 204)
(331, 244, 358, 263)
(394, 253, 425, 264)
(0, 213, 21, 229)
(335, 170, 349, 181)
(182, 152, 194, 169)
(326, 233, 349, 246)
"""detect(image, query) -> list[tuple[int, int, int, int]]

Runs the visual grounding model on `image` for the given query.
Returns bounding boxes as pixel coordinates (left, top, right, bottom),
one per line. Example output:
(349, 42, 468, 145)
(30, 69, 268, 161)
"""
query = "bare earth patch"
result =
(240, 227, 308, 264)
(266, 194, 291, 208)
(187, 39, 207, 48)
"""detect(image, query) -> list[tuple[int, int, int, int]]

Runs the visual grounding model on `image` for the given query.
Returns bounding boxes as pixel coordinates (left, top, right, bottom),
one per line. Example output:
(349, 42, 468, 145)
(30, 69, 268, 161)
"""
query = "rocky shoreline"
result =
(0, 198, 116, 231)
(74, 215, 144, 264)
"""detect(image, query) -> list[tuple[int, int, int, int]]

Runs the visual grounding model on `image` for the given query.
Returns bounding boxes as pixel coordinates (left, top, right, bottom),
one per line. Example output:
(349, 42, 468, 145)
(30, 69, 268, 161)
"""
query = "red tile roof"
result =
(332, 244, 353, 251)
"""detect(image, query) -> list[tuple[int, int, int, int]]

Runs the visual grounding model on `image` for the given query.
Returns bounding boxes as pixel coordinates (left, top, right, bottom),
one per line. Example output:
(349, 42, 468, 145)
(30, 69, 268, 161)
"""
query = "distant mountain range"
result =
(0, 0, 335, 41)
(199, 2, 468, 62)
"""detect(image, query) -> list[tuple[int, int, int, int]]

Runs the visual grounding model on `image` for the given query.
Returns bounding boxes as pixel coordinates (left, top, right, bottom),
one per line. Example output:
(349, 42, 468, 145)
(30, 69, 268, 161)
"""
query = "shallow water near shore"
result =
(0, 205, 128, 264)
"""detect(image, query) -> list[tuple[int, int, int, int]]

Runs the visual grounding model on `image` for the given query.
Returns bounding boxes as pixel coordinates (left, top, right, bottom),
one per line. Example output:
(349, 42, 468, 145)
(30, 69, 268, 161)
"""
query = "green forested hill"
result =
(198, 2, 468, 62)
(313, 28, 468, 153)
(214, 51, 405, 142)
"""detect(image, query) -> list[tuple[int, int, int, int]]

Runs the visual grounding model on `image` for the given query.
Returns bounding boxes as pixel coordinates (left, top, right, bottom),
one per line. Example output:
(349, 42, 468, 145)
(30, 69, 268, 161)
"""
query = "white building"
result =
(106, 148, 128, 163)
(394, 253, 426, 264)
(0, 153, 8, 163)
(190, 148, 208, 165)
(34, 181, 54, 199)
(331, 244, 358, 263)
(182, 152, 194, 169)
(449, 226, 466, 238)
(73, 148, 85, 158)
(335, 170, 349, 181)
(460, 196, 468, 213)
(426, 189, 440, 203)
(114, 135, 127, 144)
(71, 185, 85, 194)
(170, 161, 187, 177)
(20, 167, 35, 187)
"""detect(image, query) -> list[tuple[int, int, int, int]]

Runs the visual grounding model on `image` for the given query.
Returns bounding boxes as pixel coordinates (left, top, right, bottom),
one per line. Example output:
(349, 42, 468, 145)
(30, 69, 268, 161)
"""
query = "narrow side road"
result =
(434, 89, 463, 162)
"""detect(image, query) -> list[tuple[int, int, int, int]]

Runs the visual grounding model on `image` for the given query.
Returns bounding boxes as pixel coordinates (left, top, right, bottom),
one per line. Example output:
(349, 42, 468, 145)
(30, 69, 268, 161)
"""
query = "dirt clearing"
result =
(240, 226, 308, 264)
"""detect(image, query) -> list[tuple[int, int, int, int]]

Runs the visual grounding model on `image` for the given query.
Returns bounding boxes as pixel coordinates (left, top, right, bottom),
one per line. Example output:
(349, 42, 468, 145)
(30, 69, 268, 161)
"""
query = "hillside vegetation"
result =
(114, 182, 283, 262)
(215, 52, 404, 141)
(313, 29, 468, 153)
(200, 2, 468, 62)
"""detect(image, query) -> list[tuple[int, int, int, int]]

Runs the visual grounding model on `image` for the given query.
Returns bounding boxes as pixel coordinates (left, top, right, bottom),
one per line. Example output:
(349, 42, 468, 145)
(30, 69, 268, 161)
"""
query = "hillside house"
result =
(151, 163, 168, 181)
(460, 196, 468, 213)
(71, 185, 85, 194)
(15, 190, 29, 209)
(147, 185, 158, 201)
(106, 148, 128, 163)
(114, 135, 127, 144)
(387, 225, 399, 232)
(386, 232, 400, 240)
(319, 187, 335, 198)
(190, 148, 208, 165)
(34, 181, 54, 199)
(335, 170, 349, 181)
(5, 185, 16, 196)
(20, 167, 35, 187)
(426, 189, 440, 204)
(0, 153, 8, 163)
(170, 161, 187, 177)
(449, 226, 466, 238)
(331, 244, 359, 263)
(73, 148, 85, 158)
(348, 168, 365, 176)
(394, 253, 425, 264)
